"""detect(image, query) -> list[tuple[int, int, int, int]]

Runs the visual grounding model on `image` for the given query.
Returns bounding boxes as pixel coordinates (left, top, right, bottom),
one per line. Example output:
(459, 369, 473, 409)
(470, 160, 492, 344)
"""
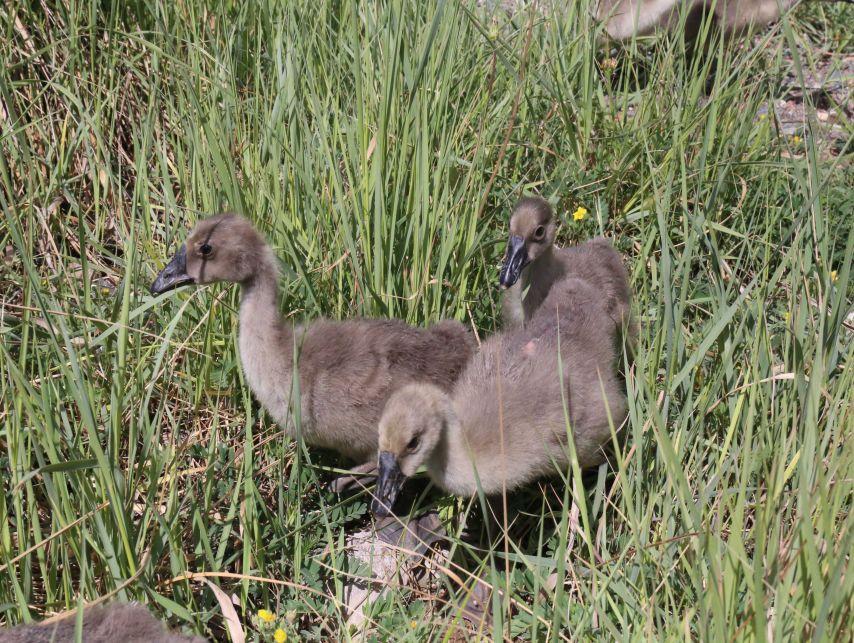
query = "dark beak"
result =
(499, 235, 529, 289)
(150, 244, 194, 295)
(372, 451, 405, 518)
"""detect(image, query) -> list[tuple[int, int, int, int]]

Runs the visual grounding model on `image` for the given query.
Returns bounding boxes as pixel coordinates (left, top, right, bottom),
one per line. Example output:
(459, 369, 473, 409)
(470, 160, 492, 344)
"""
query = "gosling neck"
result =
(236, 258, 296, 425)
(501, 246, 559, 327)
(426, 405, 480, 496)
(240, 255, 280, 305)
(521, 244, 567, 317)
(238, 253, 289, 345)
(528, 244, 561, 285)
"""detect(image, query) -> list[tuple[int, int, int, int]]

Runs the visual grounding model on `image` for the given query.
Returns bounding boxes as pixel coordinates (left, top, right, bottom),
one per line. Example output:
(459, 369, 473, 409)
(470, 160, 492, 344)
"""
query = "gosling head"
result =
(499, 196, 557, 289)
(150, 213, 275, 294)
(372, 384, 450, 518)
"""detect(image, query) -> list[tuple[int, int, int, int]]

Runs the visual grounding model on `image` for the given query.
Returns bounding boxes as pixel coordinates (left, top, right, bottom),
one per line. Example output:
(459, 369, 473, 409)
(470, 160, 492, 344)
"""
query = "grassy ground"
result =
(1, 0, 852, 640)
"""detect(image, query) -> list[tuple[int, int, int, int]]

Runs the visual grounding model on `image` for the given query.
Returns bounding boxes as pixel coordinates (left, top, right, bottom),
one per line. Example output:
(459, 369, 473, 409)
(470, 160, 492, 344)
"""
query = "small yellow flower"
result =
(572, 206, 588, 221)
(758, 112, 767, 120)
(791, 135, 802, 145)
(274, 628, 287, 642)
(410, 620, 418, 629)
(830, 270, 838, 283)
(257, 609, 275, 624)
(784, 311, 791, 322)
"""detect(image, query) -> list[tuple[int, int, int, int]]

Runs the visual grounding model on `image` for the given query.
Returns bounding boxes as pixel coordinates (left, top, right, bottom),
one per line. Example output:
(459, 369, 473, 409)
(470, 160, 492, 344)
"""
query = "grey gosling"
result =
(372, 276, 627, 516)
(151, 213, 476, 465)
(499, 196, 633, 339)
(596, 0, 799, 41)
(0, 603, 204, 643)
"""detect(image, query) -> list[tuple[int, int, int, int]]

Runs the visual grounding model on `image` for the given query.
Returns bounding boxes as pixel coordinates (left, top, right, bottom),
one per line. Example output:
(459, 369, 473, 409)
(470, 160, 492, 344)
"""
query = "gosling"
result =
(499, 196, 633, 340)
(596, 0, 798, 41)
(0, 603, 204, 643)
(150, 213, 475, 464)
(372, 276, 627, 516)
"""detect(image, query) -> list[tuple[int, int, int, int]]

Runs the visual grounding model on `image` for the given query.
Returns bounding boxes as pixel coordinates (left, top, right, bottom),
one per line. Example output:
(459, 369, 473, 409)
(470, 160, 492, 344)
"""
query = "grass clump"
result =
(1, 0, 851, 639)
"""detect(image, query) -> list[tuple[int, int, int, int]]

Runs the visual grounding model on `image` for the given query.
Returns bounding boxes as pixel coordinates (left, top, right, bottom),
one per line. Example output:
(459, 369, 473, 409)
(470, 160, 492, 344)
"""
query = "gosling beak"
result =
(150, 244, 194, 294)
(372, 451, 405, 518)
(499, 235, 529, 289)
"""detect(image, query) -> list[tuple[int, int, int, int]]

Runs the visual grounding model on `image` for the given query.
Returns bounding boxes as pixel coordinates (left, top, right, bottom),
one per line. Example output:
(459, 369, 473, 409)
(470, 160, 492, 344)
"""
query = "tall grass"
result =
(1, 0, 851, 639)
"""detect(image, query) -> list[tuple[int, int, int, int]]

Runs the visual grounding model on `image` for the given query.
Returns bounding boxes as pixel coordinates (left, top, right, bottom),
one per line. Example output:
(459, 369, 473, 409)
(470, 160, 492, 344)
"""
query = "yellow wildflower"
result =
(830, 270, 838, 283)
(758, 112, 767, 120)
(257, 609, 275, 624)
(792, 135, 802, 145)
(410, 620, 418, 629)
(274, 628, 287, 642)
(572, 206, 587, 221)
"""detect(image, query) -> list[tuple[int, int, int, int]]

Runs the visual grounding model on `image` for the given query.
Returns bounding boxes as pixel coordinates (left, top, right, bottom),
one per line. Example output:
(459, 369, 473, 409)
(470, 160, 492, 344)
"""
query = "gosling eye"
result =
(533, 225, 545, 240)
(406, 436, 420, 452)
(200, 243, 213, 256)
